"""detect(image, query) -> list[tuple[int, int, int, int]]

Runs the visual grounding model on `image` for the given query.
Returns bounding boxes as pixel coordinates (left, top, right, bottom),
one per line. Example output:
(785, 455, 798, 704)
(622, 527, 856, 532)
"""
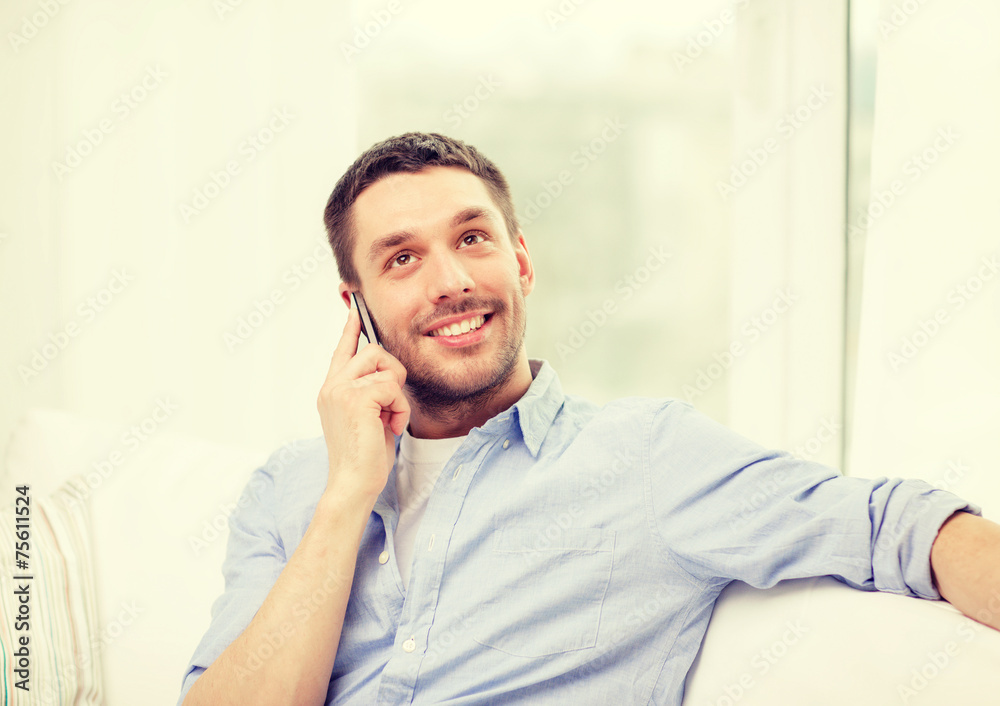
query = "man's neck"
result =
(405, 357, 534, 439)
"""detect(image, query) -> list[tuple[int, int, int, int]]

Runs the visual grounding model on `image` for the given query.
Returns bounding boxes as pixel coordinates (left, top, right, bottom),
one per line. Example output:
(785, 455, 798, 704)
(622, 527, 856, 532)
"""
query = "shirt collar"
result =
(508, 358, 564, 457)
(379, 359, 562, 518)
(390, 358, 564, 459)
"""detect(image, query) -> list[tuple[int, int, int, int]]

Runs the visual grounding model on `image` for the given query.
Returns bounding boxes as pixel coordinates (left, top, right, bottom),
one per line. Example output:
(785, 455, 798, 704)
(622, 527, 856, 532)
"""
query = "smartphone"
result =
(351, 291, 382, 347)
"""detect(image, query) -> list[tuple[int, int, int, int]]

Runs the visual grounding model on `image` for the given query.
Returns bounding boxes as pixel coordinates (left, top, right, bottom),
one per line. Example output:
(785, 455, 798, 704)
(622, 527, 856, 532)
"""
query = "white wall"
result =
(728, 0, 848, 469)
(1, 0, 356, 464)
(848, 0, 1000, 513)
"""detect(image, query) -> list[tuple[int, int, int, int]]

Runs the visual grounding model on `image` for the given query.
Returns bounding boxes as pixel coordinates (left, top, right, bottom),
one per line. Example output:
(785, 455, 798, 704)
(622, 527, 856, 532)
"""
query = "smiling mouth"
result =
(427, 314, 489, 337)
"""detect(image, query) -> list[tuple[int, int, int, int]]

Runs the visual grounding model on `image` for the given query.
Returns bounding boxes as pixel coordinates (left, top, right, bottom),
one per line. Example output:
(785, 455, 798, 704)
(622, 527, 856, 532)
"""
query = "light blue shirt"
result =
(178, 359, 978, 705)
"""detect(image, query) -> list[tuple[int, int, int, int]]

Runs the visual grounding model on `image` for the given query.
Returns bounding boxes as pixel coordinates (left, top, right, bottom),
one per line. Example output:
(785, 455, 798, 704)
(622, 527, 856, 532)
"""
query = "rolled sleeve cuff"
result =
(898, 489, 982, 601)
(177, 666, 204, 705)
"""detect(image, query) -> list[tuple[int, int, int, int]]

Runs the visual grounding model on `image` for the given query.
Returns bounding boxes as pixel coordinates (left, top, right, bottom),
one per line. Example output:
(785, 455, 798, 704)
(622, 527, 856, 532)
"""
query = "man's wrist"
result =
(315, 483, 379, 527)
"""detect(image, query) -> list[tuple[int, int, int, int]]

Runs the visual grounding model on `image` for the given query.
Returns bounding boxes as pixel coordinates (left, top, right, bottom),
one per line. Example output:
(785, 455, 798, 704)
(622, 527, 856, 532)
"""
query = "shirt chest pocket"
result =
(472, 526, 616, 658)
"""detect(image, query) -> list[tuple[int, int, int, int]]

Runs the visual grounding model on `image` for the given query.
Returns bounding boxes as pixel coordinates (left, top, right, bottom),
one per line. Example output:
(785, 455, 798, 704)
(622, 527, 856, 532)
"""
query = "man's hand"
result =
(931, 511, 1000, 630)
(183, 306, 410, 706)
(317, 304, 410, 503)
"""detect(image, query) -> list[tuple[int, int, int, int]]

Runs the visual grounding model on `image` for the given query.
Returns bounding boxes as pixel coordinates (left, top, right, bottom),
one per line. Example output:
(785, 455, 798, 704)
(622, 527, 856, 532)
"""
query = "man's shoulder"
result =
(244, 435, 328, 505)
(259, 436, 328, 474)
(563, 391, 691, 417)
(558, 392, 694, 434)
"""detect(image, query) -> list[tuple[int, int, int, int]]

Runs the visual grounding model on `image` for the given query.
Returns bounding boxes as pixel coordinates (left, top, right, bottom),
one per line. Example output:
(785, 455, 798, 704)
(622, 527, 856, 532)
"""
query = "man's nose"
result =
(426, 251, 475, 301)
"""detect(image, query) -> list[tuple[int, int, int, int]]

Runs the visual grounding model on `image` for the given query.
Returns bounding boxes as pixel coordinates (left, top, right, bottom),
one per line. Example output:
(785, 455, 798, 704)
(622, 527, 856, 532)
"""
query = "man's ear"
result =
(514, 231, 535, 296)
(337, 282, 354, 309)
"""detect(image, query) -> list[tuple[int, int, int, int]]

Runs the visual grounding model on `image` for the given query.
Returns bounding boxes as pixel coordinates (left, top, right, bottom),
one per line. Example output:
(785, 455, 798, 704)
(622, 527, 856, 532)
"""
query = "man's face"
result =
(344, 165, 534, 406)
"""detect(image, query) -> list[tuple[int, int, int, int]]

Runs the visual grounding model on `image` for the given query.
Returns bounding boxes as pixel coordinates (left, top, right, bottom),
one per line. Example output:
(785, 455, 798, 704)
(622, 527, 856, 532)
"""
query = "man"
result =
(179, 132, 999, 705)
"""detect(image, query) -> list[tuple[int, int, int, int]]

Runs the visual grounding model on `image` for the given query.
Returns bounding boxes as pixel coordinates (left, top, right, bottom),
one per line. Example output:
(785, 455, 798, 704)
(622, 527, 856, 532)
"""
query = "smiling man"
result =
(178, 133, 1000, 706)
(342, 163, 534, 439)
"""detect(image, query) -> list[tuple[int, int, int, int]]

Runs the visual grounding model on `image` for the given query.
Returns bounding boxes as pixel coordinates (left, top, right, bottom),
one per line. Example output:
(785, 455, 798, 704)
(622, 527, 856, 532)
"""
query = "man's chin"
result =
(403, 349, 520, 407)
(408, 363, 499, 400)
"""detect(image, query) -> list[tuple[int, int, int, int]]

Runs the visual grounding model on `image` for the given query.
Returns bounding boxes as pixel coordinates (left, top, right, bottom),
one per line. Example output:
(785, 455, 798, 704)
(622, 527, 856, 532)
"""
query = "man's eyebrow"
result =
(367, 231, 414, 265)
(366, 207, 498, 264)
(450, 206, 496, 228)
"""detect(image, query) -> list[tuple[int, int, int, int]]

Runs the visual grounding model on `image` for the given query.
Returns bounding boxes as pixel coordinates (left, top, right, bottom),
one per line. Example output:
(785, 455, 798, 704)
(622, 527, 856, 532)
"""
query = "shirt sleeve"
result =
(646, 400, 981, 598)
(176, 454, 287, 705)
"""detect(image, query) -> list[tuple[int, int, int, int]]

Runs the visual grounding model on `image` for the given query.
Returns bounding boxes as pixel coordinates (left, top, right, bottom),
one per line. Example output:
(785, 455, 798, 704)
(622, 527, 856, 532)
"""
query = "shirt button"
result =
(378, 550, 389, 564)
(402, 637, 416, 653)
(502, 439, 510, 449)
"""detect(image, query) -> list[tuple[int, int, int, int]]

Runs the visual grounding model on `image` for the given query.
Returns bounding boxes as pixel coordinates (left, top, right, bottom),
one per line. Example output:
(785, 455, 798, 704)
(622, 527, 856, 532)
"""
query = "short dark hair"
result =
(323, 132, 520, 287)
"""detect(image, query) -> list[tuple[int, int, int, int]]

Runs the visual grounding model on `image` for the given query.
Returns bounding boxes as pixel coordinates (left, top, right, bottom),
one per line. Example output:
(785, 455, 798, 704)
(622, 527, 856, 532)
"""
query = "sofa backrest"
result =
(1, 408, 269, 706)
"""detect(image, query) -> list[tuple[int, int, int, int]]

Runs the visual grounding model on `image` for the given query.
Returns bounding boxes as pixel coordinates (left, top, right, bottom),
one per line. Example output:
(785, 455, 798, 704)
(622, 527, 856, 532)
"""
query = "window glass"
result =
(353, 0, 740, 419)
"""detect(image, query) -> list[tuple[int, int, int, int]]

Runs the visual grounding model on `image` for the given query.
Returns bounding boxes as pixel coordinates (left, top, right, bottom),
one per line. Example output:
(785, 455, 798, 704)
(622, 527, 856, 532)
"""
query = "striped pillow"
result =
(0, 477, 103, 705)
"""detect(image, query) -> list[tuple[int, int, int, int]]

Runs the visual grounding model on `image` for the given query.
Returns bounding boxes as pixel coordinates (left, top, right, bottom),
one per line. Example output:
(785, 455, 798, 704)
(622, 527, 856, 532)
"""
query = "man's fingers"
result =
(352, 376, 410, 435)
(323, 370, 409, 418)
(327, 304, 362, 379)
(388, 407, 410, 437)
(349, 369, 398, 389)
(354, 374, 410, 413)
(340, 342, 408, 388)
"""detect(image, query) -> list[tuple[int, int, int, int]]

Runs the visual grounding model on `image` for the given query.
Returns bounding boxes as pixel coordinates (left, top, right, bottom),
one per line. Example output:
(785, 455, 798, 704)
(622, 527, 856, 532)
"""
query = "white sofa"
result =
(2, 408, 999, 705)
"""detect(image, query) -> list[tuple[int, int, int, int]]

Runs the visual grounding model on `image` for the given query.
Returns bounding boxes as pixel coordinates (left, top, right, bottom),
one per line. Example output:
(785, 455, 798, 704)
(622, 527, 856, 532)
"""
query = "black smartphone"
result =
(351, 291, 381, 347)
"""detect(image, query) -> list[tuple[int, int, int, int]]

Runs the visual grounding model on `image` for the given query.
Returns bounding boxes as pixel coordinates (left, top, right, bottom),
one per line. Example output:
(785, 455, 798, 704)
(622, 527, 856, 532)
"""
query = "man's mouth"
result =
(427, 314, 489, 338)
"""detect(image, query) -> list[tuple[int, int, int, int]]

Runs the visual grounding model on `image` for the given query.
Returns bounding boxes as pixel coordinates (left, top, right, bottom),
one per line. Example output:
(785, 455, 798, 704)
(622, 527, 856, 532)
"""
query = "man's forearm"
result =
(930, 511, 1000, 630)
(183, 489, 374, 706)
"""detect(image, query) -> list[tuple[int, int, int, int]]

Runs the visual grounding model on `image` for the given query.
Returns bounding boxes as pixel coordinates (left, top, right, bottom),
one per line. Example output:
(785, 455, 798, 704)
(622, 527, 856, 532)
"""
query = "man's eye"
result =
(390, 253, 413, 268)
(460, 232, 486, 247)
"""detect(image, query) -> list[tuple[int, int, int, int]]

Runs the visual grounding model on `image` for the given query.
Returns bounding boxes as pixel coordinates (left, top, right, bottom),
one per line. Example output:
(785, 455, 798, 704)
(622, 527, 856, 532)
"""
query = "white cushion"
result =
(0, 480, 103, 705)
(683, 576, 1000, 705)
(2, 408, 269, 706)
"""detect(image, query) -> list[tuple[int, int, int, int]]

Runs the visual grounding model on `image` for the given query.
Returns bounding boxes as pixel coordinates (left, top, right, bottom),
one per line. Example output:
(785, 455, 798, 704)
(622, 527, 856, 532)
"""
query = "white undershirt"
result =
(394, 429, 466, 588)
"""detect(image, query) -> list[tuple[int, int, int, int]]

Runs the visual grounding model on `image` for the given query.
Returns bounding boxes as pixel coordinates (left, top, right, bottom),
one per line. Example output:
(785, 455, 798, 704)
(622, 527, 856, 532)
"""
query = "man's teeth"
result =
(430, 314, 486, 337)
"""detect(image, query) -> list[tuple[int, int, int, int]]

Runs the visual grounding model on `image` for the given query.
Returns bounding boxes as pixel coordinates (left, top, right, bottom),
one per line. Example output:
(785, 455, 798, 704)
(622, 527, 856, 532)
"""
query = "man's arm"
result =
(182, 490, 373, 706)
(931, 511, 1000, 631)
(183, 307, 410, 706)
